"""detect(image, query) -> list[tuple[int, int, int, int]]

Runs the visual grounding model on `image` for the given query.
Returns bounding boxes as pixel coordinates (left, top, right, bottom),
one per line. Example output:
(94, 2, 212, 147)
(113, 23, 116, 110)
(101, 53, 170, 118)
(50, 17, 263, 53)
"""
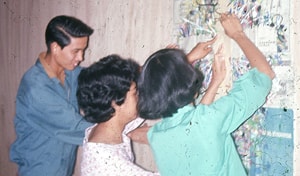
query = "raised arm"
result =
(187, 37, 217, 64)
(220, 13, 275, 79)
(200, 45, 226, 105)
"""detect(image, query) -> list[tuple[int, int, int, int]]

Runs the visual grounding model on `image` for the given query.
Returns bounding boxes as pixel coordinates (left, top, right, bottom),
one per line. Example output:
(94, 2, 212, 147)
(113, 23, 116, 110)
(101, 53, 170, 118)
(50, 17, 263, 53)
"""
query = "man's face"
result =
(56, 36, 88, 70)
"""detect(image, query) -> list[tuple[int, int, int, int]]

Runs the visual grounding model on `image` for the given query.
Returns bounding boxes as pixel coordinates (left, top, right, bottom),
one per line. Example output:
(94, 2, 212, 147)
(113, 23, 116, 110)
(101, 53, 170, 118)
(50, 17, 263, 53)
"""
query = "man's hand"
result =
(127, 124, 150, 144)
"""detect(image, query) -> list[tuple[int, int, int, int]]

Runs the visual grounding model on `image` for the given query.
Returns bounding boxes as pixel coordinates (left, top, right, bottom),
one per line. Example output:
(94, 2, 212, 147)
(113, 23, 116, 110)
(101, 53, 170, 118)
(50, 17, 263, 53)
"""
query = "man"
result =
(10, 15, 94, 176)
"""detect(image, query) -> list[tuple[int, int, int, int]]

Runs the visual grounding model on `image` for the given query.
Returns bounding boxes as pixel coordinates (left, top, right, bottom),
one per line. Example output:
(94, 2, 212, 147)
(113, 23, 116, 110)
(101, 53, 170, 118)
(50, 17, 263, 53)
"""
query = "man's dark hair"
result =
(45, 15, 93, 52)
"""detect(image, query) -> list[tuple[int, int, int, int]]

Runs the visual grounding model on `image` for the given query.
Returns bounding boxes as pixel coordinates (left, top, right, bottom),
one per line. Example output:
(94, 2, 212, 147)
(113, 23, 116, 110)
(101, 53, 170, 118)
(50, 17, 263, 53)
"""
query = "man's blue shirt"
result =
(10, 58, 93, 176)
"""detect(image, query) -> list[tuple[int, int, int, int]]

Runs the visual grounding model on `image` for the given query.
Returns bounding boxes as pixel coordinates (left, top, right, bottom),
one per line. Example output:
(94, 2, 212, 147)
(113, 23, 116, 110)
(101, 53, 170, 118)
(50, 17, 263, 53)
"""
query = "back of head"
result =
(77, 55, 140, 123)
(138, 48, 204, 119)
(45, 15, 94, 52)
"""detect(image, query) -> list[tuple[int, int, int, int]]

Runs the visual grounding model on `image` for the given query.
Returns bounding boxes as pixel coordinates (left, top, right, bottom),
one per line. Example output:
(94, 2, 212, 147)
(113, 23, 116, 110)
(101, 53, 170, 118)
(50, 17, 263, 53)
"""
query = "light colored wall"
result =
(0, 1, 173, 175)
(0, 0, 299, 176)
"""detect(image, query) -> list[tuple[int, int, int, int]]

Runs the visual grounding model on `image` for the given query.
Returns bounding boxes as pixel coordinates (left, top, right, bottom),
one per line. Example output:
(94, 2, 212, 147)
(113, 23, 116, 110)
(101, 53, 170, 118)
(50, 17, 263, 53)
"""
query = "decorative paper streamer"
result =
(176, 0, 219, 39)
(175, 1, 292, 175)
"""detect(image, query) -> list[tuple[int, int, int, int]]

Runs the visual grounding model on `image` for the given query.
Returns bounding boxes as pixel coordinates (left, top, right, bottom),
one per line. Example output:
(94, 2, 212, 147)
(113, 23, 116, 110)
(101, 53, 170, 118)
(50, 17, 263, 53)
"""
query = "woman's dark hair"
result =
(77, 55, 140, 123)
(45, 15, 93, 52)
(138, 48, 204, 119)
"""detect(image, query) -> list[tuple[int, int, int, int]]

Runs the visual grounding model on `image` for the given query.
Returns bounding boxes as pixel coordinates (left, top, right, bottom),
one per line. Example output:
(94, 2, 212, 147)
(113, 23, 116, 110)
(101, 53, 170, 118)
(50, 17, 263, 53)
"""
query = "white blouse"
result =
(81, 117, 160, 176)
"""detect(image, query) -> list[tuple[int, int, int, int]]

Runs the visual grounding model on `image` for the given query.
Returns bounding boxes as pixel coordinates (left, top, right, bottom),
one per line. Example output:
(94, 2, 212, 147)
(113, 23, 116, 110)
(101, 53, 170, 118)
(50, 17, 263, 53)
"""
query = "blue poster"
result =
(234, 107, 294, 176)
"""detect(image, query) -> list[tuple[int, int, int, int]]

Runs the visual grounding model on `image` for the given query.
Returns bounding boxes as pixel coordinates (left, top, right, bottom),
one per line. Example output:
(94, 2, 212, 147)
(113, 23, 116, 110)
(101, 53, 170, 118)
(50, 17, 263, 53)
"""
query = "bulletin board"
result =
(174, 0, 294, 175)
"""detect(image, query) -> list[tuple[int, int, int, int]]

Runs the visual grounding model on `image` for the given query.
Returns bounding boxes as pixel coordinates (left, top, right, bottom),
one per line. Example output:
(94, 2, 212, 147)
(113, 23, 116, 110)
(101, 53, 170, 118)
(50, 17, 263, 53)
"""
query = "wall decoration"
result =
(174, 0, 294, 175)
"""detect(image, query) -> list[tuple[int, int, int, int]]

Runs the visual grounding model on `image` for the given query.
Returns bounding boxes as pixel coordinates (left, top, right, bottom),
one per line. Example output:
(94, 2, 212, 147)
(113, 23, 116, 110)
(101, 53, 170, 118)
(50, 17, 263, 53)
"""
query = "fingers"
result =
(127, 126, 150, 144)
(212, 49, 226, 76)
(214, 44, 225, 68)
(205, 47, 213, 53)
(219, 12, 243, 39)
(211, 56, 226, 85)
(206, 35, 218, 45)
(200, 36, 217, 53)
(219, 12, 238, 22)
(142, 123, 150, 127)
(166, 44, 179, 49)
(219, 13, 227, 21)
(216, 44, 224, 55)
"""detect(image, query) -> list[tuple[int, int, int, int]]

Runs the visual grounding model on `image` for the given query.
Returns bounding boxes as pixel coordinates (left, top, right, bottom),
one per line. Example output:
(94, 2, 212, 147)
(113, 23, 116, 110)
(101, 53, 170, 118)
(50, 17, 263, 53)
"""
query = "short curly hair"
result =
(77, 55, 140, 123)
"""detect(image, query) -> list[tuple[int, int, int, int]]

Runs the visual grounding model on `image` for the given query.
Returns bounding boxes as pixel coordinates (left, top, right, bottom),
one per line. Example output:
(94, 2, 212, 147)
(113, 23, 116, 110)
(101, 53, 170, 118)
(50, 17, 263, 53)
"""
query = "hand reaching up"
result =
(211, 44, 226, 86)
(200, 44, 226, 105)
(219, 12, 275, 79)
(187, 36, 217, 64)
(219, 13, 244, 40)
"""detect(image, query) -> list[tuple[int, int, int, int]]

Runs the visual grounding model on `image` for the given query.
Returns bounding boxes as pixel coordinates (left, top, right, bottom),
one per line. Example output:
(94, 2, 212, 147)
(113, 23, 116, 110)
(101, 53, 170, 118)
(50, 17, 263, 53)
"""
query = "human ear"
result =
(111, 101, 120, 110)
(50, 42, 59, 53)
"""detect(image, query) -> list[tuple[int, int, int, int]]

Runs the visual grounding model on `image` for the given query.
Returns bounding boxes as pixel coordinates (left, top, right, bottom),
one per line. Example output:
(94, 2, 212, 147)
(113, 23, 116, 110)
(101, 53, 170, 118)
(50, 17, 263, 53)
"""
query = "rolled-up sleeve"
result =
(210, 68, 272, 133)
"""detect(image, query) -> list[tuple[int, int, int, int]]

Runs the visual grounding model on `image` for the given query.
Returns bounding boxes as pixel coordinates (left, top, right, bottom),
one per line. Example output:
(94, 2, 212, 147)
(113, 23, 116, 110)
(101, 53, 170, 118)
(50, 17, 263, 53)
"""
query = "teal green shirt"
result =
(148, 68, 272, 176)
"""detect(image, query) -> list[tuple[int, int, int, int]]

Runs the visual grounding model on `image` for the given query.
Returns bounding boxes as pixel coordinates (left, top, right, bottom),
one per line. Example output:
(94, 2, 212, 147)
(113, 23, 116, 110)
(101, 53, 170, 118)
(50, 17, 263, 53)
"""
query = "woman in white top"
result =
(77, 55, 159, 176)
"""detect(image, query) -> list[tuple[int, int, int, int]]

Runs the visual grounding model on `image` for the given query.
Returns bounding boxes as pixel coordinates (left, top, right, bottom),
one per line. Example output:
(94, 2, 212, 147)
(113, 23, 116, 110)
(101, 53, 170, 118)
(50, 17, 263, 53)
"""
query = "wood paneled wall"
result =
(1, 0, 299, 176)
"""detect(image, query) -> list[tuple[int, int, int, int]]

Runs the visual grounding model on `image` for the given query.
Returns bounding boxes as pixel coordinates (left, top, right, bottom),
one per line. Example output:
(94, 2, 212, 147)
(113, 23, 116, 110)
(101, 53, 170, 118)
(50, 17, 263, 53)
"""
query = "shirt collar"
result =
(154, 105, 195, 130)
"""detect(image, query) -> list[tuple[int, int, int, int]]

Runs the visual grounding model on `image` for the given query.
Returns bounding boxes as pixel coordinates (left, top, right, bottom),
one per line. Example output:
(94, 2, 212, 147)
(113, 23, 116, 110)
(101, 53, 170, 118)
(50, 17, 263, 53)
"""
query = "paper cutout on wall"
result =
(174, 1, 294, 176)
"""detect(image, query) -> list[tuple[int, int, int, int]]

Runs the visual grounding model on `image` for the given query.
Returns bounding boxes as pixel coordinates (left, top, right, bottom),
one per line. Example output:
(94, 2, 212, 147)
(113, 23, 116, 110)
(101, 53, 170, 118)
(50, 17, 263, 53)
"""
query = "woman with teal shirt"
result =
(137, 13, 275, 176)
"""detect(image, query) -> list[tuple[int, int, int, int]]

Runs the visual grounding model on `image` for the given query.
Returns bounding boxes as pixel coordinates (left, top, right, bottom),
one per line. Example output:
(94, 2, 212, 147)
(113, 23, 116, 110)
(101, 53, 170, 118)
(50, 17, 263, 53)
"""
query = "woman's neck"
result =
(88, 120, 125, 144)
